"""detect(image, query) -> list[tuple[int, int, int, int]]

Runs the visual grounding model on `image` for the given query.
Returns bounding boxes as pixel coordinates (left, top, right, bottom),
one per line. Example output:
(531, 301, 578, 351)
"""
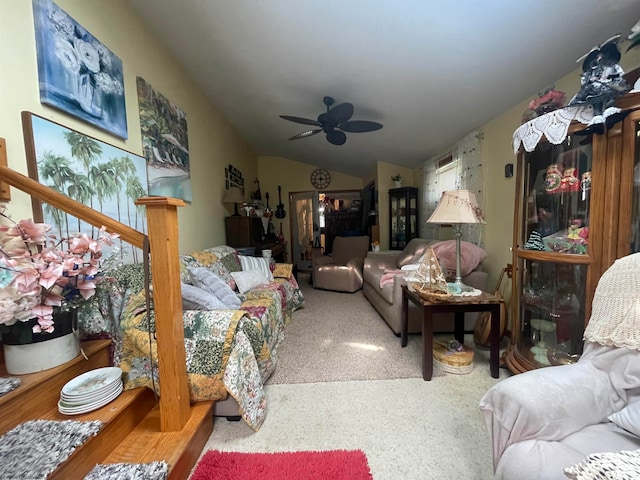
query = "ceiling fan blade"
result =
(289, 129, 322, 140)
(323, 102, 354, 126)
(279, 115, 322, 127)
(338, 120, 383, 133)
(326, 130, 347, 145)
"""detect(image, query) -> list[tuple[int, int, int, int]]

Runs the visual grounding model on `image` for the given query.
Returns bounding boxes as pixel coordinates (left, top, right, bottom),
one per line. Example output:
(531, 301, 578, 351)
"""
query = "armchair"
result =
(480, 252, 640, 480)
(312, 235, 370, 293)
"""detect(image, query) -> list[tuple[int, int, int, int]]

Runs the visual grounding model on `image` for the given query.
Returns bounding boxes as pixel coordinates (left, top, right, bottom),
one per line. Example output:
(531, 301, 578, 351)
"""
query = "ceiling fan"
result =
(279, 96, 383, 145)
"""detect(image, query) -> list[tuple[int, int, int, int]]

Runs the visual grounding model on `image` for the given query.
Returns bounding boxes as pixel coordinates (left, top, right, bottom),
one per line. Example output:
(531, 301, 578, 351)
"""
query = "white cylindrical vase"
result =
(3, 332, 80, 375)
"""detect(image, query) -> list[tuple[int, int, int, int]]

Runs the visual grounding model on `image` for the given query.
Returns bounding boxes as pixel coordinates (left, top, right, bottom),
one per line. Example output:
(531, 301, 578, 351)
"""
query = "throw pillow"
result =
(430, 240, 487, 277)
(188, 267, 241, 309)
(238, 255, 274, 281)
(231, 270, 270, 294)
(273, 263, 293, 279)
(608, 401, 640, 437)
(181, 283, 228, 310)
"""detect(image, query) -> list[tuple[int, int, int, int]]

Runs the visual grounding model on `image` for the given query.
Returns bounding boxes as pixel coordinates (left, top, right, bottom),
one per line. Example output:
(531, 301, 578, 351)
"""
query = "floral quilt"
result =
(77, 247, 304, 431)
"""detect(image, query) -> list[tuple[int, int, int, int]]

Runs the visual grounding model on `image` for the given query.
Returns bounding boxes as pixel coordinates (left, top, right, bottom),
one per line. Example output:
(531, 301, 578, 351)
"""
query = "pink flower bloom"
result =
(16, 219, 50, 244)
(0, 211, 117, 336)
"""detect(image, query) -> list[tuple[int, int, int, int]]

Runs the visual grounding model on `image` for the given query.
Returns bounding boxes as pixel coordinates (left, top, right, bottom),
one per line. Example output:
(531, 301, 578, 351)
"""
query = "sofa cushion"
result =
(239, 255, 274, 281)
(231, 270, 270, 294)
(181, 283, 228, 310)
(188, 267, 241, 309)
(273, 263, 293, 278)
(431, 240, 487, 277)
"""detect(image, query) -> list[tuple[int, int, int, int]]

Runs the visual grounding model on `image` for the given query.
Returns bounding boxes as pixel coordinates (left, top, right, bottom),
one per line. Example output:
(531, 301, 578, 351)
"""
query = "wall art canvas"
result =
(32, 0, 128, 139)
(137, 76, 192, 202)
(22, 112, 148, 264)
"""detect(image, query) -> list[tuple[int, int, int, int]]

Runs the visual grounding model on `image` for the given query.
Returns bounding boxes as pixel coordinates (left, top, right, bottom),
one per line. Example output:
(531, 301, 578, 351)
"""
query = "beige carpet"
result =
(268, 273, 454, 384)
(200, 273, 510, 480)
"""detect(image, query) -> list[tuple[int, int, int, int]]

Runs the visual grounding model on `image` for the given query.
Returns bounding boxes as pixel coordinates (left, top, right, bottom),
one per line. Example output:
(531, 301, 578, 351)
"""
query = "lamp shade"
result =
(223, 186, 244, 205)
(427, 190, 485, 225)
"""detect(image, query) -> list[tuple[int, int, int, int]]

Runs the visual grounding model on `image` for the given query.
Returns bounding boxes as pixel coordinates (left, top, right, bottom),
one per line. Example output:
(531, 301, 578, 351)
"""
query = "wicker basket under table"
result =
(433, 341, 474, 374)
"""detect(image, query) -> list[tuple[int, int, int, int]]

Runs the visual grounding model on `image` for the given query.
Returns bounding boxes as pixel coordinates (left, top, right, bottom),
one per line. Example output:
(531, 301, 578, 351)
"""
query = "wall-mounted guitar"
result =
(275, 185, 286, 219)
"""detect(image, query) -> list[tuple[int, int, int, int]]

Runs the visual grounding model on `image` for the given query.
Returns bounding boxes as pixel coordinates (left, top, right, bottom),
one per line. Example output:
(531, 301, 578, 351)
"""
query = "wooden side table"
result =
(401, 285, 503, 381)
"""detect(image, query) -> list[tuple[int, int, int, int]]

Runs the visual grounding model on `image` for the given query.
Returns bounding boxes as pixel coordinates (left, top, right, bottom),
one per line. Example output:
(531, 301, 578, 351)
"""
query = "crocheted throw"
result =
(583, 253, 640, 351)
(564, 449, 640, 479)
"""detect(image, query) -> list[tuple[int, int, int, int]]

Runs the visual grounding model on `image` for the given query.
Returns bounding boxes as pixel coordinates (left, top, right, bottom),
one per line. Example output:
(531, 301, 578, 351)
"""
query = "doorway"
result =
(290, 192, 320, 272)
(290, 189, 370, 272)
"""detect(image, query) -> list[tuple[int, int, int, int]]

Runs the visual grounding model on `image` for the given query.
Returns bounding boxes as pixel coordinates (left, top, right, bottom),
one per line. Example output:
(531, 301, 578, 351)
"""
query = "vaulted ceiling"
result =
(130, 0, 640, 177)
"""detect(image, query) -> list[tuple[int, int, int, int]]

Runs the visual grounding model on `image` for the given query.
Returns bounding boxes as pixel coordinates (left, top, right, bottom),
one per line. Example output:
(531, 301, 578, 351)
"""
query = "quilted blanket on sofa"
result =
(78, 247, 304, 431)
(119, 289, 267, 429)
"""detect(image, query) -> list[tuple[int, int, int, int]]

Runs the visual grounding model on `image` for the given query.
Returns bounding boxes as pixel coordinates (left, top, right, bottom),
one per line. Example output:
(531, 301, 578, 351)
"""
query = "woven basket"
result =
(412, 283, 452, 303)
(433, 341, 474, 374)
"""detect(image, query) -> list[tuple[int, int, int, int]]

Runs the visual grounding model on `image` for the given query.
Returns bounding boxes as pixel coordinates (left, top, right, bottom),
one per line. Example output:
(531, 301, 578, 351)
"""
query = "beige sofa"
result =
(363, 238, 488, 335)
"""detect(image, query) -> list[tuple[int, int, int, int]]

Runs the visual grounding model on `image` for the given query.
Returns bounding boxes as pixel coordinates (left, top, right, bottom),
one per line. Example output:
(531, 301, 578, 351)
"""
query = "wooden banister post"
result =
(136, 196, 190, 432)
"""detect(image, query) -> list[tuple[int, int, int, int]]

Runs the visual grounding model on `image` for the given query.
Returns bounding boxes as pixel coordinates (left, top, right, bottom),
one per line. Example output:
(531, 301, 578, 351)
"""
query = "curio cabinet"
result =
(506, 93, 640, 373)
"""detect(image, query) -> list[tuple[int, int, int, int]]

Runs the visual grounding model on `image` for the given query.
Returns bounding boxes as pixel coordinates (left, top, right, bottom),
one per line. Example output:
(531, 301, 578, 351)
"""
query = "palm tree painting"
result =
(22, 112, 148, 265)
(136, 76, 192, 202)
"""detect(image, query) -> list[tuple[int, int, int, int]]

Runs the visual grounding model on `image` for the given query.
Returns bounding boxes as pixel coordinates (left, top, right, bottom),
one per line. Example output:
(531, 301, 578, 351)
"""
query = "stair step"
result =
(45, 386, 158, 480)
(0, 338, 214, 479)
(0, 339, 112, 436)
(104, 401, 214, 480)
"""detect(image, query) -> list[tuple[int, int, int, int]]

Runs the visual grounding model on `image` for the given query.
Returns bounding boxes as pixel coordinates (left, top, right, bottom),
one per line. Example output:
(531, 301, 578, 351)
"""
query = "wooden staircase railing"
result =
(0, 164, 189, 432)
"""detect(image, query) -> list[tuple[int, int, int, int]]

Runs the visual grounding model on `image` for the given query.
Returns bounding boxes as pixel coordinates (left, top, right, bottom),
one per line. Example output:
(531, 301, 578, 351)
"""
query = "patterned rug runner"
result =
(0, 420, 102, 479)
(84, 461, 168, 479)
(0, 377, 21, 396)
(191, 449, 373, 480)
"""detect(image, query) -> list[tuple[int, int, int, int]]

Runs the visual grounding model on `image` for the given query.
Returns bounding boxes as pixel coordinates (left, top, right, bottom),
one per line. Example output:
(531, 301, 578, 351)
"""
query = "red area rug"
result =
(190, 449, 373, 479)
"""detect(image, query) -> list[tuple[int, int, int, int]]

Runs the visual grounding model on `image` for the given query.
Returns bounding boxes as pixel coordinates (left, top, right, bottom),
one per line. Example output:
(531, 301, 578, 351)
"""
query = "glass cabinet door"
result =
(519, 259, 586, 366)
(631, 118, 640, 254)
(518, 136, 591, 367)
(389, 187, 418, 250)
(521, 137, 592, 256)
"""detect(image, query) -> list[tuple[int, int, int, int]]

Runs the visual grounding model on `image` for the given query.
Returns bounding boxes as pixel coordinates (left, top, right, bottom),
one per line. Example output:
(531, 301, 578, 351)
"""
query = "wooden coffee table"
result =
(401, 285, 503, 381)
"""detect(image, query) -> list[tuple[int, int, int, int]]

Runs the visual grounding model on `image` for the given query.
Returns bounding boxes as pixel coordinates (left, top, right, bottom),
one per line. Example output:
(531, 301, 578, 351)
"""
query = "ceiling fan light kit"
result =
(280, 96, 382, 145)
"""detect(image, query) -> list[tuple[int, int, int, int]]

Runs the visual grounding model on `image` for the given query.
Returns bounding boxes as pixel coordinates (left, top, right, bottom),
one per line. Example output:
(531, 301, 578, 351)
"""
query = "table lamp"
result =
(223, 186, 244, 216)
(427, 190, 486, 292)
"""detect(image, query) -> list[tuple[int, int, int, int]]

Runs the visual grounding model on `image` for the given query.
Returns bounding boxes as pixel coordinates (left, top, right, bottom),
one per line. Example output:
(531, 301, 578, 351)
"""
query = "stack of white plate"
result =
(58, 367, 123, 415)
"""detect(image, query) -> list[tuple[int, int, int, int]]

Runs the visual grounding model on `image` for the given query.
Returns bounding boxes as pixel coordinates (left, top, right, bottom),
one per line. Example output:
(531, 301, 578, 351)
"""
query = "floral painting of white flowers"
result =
(137, 76, 192, 203)
(22, 112, 148, 265)
(32, 0, 128, 139)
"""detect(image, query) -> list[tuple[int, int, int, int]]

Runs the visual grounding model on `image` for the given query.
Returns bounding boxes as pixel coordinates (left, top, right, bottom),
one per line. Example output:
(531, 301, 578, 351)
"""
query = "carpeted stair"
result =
(0, 339, 212, 479)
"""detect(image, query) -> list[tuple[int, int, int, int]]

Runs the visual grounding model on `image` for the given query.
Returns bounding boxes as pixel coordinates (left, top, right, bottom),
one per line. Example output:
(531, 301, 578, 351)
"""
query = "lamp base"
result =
(448, 278, 477, 294)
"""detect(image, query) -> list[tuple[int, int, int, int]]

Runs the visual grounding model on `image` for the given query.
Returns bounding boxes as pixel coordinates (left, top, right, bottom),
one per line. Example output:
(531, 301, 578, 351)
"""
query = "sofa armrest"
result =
(479, 358, 624, 469)
(313, 255, 335, 267)
(346, 257, 364, 271)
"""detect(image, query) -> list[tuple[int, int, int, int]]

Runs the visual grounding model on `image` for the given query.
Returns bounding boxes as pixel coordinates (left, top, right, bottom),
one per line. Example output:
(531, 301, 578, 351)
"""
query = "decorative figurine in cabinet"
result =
(389, 187, 418, 250)
(506, 92, 640, 374)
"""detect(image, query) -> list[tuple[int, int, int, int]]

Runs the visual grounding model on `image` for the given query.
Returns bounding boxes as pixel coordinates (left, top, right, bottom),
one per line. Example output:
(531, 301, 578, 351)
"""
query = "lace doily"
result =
(512, 105, 621, 153)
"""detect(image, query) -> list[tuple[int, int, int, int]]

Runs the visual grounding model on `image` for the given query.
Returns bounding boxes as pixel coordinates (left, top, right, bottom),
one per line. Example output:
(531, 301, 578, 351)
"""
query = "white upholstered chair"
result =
(480, 252, 640, 479)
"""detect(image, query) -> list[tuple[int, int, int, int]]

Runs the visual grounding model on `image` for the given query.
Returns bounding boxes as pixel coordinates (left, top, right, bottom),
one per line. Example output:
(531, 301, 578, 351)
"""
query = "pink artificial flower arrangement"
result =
(0, 206, 119, 335)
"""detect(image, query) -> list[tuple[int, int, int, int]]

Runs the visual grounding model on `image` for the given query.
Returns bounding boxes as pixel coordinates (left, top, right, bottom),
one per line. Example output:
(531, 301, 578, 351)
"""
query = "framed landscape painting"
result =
(137, 76, 192, 202)
(22, 112, 147, 264)
(32, 0, 128, 139)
